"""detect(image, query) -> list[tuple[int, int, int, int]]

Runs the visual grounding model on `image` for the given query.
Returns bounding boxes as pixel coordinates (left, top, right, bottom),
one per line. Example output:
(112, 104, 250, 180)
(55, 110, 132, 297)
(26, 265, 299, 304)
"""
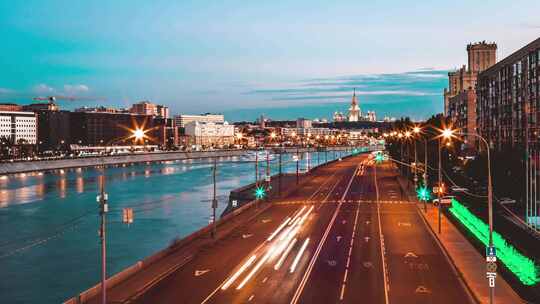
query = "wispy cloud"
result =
(0, 88, 12, 94)
(244, 69, 446, 105)
(64, 84, 90, 94)
(33, 83, 55, 94)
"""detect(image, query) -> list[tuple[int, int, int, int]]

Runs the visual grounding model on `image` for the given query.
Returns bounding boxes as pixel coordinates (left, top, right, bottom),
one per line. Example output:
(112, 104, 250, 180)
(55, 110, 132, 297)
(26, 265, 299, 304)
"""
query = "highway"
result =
(134, 154, 473, 304)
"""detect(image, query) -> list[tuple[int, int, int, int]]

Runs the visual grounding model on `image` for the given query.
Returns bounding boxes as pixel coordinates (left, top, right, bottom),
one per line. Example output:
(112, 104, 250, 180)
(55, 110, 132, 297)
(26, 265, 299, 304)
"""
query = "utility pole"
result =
(423, 138, 428, 213)
(97, 172, 108, 304)
(266, 150, 270, 195)
(325, 149, 328, 163)
(414, 137, 418, 190)
(278, 152, 282, 197)
(438, 138, 442, 234)
(212, 158, 218, 238)
(296, 147, 300, 185)
(255, 152, 259, 208)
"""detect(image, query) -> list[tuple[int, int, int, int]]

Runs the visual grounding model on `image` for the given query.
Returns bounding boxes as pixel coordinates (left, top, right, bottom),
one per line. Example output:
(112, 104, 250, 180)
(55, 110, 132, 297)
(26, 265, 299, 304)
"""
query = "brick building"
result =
(444, 41, 497, 149)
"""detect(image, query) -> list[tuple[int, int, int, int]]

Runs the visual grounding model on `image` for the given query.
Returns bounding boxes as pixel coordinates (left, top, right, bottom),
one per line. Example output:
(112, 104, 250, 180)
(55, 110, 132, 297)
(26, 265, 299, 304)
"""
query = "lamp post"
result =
(442, 129, 494, 304)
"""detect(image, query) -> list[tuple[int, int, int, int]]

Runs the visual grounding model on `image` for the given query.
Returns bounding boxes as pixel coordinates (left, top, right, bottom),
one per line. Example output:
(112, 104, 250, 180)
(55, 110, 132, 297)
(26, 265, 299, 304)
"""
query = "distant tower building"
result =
(348, 89, 361, 122)
(366, 111, 377, 122)
(333, 111, 346, 122)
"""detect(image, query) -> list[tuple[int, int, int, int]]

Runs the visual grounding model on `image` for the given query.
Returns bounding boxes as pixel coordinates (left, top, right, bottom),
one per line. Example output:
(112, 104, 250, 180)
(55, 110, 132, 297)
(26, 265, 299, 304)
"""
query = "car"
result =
(451, 186, 468, 192)
(499, 197, 516, 205)
(433, 195, 456, 206)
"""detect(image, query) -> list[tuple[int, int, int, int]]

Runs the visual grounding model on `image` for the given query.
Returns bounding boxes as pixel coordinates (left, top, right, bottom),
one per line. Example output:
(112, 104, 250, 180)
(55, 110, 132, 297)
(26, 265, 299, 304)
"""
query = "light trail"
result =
(290, 238, 310, 273)
(237, 248, 275, 290)
(267, 217, 291, 241)
(275, 238, 298, 270)
(221, 255, 257, 290)
(289, 206, 307, 225)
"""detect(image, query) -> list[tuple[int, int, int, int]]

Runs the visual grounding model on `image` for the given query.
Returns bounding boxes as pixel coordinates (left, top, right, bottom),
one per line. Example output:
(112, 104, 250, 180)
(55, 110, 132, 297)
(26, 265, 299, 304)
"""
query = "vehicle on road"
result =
(499, 197, 516, 204)
(451, 186, 468, 193)
(433, 195, 455, 206)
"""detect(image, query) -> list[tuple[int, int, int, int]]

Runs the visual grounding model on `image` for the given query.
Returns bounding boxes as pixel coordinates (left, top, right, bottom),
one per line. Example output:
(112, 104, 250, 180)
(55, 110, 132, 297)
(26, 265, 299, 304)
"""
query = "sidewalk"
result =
(418, 203, 525, 304)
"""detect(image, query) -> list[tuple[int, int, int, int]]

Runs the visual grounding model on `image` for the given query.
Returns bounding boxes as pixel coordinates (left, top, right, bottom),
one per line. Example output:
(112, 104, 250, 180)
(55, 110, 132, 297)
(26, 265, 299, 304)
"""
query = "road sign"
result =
(486, 272, 497, 287)
(486, 246, 497, 257)
(486, 261, 497, 273)
(232, 200, 238, 208)
(486, 256, 497, 262)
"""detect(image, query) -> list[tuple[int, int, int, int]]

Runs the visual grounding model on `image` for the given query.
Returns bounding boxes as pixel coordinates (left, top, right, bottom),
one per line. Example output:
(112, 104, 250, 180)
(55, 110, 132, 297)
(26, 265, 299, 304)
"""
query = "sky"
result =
(1, 0, 539, 121)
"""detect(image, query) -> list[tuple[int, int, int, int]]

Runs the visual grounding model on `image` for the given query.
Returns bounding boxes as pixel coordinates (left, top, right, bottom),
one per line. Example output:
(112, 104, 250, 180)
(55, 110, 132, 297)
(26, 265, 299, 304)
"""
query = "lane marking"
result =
(374, 163, 390, 304)
(290, 164, 359, 304)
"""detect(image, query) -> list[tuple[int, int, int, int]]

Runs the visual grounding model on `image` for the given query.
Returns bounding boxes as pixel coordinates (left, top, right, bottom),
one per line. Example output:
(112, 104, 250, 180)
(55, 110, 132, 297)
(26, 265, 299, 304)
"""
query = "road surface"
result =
(134, 154, 473, 304)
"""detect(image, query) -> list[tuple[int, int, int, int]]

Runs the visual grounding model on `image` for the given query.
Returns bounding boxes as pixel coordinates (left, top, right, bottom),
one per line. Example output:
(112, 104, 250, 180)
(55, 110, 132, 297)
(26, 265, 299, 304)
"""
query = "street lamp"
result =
(441, 128, 495, 304)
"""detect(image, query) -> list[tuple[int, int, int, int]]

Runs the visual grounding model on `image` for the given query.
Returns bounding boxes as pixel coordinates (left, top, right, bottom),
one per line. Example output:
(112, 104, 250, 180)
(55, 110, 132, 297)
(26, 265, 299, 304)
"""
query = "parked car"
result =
(451, 186, 468, 193)
(499, 197, 516, 205)
(433, 195, 455, 206)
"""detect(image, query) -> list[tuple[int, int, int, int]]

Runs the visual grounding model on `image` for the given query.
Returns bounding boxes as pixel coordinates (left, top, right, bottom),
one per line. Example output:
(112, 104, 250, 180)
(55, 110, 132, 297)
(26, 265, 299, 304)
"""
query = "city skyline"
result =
(1, 1, 540, 119)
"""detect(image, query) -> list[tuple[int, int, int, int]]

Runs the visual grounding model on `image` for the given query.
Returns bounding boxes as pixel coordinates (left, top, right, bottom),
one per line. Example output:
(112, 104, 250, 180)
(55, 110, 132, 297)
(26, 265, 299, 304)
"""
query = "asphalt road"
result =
(134, 155, 473, 304)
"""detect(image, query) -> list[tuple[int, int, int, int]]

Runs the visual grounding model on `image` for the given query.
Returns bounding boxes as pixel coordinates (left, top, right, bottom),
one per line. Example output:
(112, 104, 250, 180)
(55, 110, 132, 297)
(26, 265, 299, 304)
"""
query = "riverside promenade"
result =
(0, 146, 358, 175)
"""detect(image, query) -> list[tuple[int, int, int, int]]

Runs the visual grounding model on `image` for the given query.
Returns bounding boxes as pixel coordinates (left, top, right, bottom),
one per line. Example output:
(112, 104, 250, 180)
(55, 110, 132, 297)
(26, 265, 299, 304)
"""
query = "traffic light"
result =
(254, 186, 266, 200)
(416, 186, 431, 201)
(375, 153, 384, 163)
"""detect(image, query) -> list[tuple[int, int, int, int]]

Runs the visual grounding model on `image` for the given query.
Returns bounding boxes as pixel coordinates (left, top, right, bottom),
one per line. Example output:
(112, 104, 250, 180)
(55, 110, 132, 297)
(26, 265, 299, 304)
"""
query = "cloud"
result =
(64, 84, 90, 94)
(0, 88, 12, 94)
(33, 83, 55, 94)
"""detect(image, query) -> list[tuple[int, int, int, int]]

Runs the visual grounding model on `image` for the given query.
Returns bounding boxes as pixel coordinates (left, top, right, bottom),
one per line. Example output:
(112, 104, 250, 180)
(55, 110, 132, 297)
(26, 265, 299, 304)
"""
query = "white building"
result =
(184, 121, 235, 147)
(365, 111, 377, 122)
(0, 111, 37, 144)
(175, 113, 224, 128)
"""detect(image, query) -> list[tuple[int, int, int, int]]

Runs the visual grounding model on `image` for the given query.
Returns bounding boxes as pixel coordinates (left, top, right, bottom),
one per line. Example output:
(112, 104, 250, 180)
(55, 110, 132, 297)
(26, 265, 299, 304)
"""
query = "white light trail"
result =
(289, 206, 306, 225)
(290, 238, 310, 273)
(221, 255, 257, 290)
(237, 248, 275, 290)
(267, 217, 291, 241)
(275, 238, 298, 270)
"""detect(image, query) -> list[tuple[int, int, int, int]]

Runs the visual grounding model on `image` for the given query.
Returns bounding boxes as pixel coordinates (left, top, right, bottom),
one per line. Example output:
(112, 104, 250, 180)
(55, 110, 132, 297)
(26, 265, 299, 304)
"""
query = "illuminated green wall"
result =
(449, 199, 539, 286)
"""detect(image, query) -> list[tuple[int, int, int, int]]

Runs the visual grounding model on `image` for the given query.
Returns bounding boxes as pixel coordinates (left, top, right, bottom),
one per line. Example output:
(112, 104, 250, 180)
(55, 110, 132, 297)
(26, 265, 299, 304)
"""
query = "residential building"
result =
(0, 111, 37, 144)
(0, 103, 23, 112)
(174, 113, 225, 128)
(184, 121, 235, 147)
(296, 118, 312, 129)
(130, 101, 169, 118)
(444, 41, 497, 148)
(477, 37, 540, 151)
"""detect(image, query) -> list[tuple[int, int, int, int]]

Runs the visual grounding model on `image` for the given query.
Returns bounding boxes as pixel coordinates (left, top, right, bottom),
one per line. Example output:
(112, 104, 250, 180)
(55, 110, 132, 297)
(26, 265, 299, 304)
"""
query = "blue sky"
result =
(1, 1, 539, 121)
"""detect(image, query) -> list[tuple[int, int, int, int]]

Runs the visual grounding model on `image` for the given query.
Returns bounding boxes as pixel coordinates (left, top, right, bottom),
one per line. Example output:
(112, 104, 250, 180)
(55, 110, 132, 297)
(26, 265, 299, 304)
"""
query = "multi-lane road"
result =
(135, 154, 474, 304)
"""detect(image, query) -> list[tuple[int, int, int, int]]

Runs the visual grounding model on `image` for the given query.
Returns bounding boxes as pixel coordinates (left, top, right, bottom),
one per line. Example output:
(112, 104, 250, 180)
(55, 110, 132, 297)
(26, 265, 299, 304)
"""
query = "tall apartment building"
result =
(130, 101, 169, 118)
(174, 113, 224, 128)
(477, 37, 540, 151)
(0, 111, 37, 144)
(444, 41, 497, 149)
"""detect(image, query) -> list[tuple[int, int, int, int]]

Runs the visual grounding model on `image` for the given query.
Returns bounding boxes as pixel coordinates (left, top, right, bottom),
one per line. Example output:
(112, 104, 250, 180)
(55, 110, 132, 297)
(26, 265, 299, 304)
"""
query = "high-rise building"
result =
(184, 121, 235, 147)
(130, 101, 169, 118)
(348, 89, 361, 122)
(296, 118, 312, 129)
(444, 41, 497, 149)
(477, 37, 540, 151)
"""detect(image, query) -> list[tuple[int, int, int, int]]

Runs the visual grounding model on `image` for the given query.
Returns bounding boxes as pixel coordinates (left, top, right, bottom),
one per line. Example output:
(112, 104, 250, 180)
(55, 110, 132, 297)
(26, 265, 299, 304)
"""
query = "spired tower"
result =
(348, 89, 361, 122)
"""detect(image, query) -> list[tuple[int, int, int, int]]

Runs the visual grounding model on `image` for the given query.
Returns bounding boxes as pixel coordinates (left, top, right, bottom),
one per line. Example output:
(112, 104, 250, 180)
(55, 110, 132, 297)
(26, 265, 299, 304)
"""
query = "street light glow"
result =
(133, 128, 145, 141)
(404, 131, 411, 138)
(441, 128, 455, 139)
(413, 126, 421, 134)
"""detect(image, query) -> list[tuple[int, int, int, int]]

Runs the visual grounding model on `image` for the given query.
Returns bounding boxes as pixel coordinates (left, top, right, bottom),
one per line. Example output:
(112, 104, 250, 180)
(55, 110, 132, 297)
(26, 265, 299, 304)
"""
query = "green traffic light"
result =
(375, 153, 384, 163)
(254, 186, 266, 200)
(416, 186, 431, 201)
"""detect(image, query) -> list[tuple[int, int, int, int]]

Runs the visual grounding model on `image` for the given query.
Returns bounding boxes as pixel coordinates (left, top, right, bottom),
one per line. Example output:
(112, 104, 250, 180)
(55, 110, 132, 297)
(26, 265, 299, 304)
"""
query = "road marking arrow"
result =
(363, 261, 373, 268)
(415, 286, 431, 294)
(337, 236, 343, 242)
(327, 260, 337, 266)
(194, 269, 210, 277)
(262, 219, 271, 223)
(404, 252, 418, 258)
(242, 233, 253, 239)
(364, 236, 370, 242)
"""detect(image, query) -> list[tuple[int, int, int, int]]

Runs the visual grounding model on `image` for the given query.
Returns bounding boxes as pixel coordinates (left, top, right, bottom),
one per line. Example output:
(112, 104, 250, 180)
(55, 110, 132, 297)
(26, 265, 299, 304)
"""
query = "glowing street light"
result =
(270, 132, 277, 139)
(404, 131, 411, 138)
(413, 126, 421, 134)
(441, 128, 456, 140)
(133, 129, 145, 141)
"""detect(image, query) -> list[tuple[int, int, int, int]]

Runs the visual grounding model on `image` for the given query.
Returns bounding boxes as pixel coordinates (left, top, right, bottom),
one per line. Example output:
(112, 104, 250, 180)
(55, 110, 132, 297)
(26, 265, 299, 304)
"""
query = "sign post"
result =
(486, 246, 497, 304)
